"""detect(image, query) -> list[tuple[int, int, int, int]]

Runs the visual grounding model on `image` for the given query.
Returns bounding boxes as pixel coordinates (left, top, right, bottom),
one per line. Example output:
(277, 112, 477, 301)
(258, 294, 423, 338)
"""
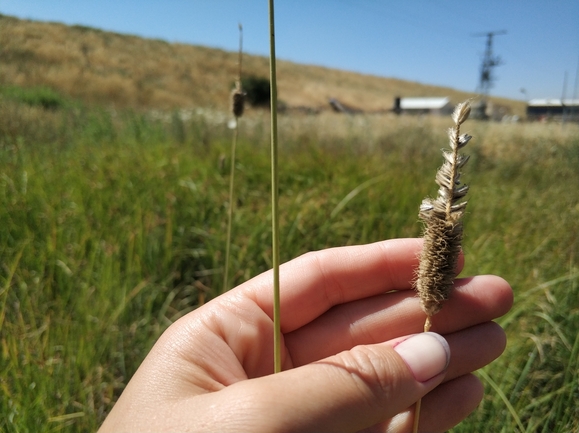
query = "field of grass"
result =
(1, 86, 578, 432)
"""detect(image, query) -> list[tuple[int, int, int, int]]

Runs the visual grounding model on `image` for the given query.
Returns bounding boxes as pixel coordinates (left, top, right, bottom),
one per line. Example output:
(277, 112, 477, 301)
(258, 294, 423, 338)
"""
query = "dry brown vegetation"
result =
(0, 14, 525, 115)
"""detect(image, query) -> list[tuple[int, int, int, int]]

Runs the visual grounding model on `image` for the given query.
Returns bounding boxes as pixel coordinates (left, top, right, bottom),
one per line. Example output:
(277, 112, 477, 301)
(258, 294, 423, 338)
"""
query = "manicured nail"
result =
(394, 332, 450, 382)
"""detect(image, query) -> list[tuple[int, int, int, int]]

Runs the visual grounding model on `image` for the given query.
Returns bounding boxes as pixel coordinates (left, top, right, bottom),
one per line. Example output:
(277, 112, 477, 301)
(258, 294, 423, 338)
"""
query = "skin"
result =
(99, 238, 513, 433)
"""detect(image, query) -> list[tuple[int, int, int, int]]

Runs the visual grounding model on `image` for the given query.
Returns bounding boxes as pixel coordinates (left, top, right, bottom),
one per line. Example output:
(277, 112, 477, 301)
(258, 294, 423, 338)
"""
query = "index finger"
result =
(239, 238, 463, 333)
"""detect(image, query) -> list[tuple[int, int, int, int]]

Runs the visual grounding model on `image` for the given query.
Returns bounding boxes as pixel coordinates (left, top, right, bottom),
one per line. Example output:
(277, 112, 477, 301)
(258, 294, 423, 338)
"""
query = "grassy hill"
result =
(0, 14, 525, 115)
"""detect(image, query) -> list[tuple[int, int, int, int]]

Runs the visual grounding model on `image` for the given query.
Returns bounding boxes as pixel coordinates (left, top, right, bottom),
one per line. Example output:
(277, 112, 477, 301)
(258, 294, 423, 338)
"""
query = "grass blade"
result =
(268, 0, 282, 374)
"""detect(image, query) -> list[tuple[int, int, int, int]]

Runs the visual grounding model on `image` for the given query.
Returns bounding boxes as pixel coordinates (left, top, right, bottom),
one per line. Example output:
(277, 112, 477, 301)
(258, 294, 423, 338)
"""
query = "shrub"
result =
(240, 75, 270, 108)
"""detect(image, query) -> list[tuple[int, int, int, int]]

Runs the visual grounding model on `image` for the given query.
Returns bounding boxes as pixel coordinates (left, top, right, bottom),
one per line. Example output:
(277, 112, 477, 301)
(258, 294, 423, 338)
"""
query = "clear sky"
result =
(2, 0, 579, 101)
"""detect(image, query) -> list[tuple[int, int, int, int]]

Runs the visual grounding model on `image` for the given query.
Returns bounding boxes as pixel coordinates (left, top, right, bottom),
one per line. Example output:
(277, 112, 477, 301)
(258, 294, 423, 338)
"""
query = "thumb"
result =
(223, 332, 450, 433)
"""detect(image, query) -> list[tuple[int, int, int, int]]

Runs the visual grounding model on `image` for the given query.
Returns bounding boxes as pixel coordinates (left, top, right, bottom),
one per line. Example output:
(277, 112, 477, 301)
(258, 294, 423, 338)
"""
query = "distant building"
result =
(527, 99, 579, 122)
(393, 97, 453, 115)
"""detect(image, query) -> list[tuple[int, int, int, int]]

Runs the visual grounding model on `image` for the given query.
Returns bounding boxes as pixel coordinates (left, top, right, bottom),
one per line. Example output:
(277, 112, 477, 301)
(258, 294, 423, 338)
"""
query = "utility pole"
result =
(561, 71, 568, 125)
(472, 30, 507, 119)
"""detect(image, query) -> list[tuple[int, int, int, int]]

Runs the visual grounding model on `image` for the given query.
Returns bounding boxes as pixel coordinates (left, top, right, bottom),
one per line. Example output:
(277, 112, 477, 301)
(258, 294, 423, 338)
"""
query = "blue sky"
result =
(2, 0, 579, 101)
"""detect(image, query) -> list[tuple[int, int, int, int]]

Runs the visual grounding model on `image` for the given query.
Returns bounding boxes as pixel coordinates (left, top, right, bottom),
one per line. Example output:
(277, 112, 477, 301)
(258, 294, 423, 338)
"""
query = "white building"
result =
(526, 98, 579, 121)
(393, 97, 454, 115)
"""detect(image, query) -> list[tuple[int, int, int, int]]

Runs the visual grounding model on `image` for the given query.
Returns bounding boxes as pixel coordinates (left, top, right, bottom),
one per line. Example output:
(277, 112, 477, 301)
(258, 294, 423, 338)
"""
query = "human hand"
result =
(98, 238, 512, 433)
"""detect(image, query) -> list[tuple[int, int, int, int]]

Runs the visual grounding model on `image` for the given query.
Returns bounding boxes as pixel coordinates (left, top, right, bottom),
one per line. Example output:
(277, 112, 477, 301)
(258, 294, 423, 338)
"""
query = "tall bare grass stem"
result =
(222, 125, 238, 293)
(223, 25, 245, 293)
(268, 0, 282, 374)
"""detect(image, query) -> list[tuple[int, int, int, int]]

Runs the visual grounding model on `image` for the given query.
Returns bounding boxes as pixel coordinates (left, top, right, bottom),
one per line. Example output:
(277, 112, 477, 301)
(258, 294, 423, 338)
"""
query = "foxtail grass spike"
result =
(412, 101, 472, 433)
(230, 24, 245, 119)
(230, 82, 245, 118)
(416, 100, 472, 322)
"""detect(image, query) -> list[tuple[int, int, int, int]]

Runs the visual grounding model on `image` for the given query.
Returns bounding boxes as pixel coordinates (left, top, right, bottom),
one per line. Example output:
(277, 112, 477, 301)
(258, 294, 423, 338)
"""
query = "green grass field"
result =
(1, 92, 578, 432)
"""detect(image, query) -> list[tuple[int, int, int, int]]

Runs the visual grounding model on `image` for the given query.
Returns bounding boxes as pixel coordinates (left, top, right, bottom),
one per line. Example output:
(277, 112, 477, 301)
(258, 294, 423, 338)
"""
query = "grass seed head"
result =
(416, 100, 472, 320)
(231, 81, 245, 118)
(451, 100, 472, 126)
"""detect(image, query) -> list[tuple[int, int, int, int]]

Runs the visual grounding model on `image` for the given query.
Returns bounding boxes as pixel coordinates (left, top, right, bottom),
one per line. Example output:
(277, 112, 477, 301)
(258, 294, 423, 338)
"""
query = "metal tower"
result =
(473, 30, 507, 98)
(471, 30, 506, 119)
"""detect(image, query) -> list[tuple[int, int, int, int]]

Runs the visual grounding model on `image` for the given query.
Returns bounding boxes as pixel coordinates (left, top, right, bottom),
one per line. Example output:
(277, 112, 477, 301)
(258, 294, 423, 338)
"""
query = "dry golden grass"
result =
(0, 14, 526, 115)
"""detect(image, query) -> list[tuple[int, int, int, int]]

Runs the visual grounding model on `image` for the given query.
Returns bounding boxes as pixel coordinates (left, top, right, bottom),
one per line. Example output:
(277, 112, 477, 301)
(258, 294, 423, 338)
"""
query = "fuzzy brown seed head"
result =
(231, 81, 245, 118)
(416, 100, 472, 319)
(416, 218, 463, 316)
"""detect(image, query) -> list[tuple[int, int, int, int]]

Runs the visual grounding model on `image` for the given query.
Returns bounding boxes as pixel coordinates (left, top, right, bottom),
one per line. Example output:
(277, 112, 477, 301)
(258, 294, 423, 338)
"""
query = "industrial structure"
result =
(472, 30, 507, 119)
(526, 99, 579, 122)
(393, 97, 453, 116)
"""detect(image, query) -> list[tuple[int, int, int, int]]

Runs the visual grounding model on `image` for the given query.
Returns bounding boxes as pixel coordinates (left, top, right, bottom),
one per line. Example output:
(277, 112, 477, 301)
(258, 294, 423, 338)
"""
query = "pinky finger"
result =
(418, 374, 484, 432)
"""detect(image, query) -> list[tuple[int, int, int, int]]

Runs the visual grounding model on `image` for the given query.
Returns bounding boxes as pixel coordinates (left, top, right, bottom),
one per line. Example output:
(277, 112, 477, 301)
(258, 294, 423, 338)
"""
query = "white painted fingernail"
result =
(394, 332, 450, 382)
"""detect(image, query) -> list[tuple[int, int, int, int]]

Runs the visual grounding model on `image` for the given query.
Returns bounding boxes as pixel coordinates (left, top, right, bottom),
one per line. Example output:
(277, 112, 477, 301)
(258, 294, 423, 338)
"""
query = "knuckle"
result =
(339, 345, 401, 404)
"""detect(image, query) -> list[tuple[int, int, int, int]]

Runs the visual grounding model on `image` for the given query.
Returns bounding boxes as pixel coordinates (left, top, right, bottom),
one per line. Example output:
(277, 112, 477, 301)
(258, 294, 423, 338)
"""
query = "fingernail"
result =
(394, 332, 450, 382)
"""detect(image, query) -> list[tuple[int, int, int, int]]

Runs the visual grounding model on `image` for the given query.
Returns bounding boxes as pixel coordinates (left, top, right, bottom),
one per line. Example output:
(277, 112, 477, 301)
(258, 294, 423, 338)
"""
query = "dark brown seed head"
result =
(231, 81, 245, 118)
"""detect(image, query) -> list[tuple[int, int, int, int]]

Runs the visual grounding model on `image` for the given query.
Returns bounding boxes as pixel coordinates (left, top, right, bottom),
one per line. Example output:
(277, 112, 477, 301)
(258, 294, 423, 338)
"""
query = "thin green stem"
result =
(223, 124, 238, 293)
(223, 24, 243, 293)
(268, 0, 282, 374)
(238, 23, 243, 82)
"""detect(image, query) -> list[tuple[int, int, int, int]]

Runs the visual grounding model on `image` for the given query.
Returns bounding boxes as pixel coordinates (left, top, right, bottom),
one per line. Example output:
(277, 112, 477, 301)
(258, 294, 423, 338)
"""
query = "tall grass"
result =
(454, 121, 579, 433)
(1, 93, 578, 431)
